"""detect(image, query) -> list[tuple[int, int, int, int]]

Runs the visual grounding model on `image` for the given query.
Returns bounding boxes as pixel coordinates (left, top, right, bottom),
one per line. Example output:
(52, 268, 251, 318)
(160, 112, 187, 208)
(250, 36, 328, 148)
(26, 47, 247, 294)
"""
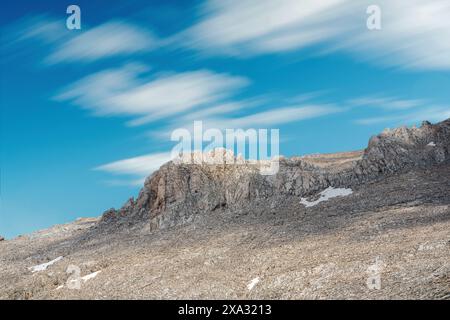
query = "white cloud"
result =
(341, 0, 450, 70)
(54, 63, 147, 114)
(179, 0, 450, 70)
(179, 98, 266, 122)
(4, 17, 158, 64)
(123, 71, 249, 126)
(349, 94, 450, 126)
(209, 104, 340, 128)
(7, 3, 450, 70)
(55, 65, 249, 124)
(348, 96, 424, 110)
(355, 106, 450, 125)
(95, 152, 172, 177)
(10, 2, 450, 70)
(180, 0, 348, 55)
(47, 20, 157, 63)
(148, 102, 341, 143)
(18, 16, 68, 44)
(0, 16, 70, 61)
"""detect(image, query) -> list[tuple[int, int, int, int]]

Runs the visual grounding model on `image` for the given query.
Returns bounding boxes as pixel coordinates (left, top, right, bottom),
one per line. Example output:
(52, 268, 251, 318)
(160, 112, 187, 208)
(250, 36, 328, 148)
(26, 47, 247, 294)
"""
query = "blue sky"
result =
(1, 0, 450, 238)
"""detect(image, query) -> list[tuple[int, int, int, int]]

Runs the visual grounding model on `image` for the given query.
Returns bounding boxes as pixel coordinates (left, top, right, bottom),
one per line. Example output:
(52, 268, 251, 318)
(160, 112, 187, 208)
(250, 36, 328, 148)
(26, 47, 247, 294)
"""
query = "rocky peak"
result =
(173, 147, 245, 165)
(99, 119, 450, 232)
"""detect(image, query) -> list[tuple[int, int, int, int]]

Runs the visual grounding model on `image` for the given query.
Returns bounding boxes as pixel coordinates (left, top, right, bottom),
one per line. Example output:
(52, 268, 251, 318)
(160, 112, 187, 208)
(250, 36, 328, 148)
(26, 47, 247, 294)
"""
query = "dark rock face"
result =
(100, 119, 450, 231)
(0, 236, 5, 242)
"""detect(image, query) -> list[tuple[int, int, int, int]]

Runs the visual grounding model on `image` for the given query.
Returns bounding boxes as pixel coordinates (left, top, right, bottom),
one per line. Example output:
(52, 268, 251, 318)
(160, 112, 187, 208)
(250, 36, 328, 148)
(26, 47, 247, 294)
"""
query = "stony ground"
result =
(1, 163, 449, 300)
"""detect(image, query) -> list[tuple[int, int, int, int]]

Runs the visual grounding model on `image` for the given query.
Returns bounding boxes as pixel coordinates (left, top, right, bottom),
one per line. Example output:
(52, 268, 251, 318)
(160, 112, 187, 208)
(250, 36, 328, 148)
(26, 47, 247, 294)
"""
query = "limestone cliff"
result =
(100, 119, 450, 231)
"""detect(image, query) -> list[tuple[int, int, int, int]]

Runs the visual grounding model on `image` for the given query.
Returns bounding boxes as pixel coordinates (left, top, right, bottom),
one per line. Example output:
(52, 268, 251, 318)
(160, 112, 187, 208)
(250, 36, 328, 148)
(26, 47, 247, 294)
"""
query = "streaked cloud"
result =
(349, 93, 450, 126)
(16, 16, 69, 44)
(95, 152, 172, 178)
(340, 0, 450, 70)
(208, 104, 340, 128)
(348, 96, 424, 110)
(180, 99, 261, 122)
(47, 20, 157, 63)
(355, 105, 450, 125)
(7, 2, 450, 70)
(3, 16, 158, 64)
(178, 0, 450, 70)
(55, 64, 249, 125)
(149, 100, 342, 142)
(179, 0, 348, 56)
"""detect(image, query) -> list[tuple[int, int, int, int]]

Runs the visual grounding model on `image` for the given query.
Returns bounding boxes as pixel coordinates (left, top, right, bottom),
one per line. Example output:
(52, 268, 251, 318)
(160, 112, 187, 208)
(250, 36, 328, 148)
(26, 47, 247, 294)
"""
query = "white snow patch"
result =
(59, 270, 102, 289)
(427, 142, 436, 147)
(247, 277, 260, 291)
(300, 187, 353, 208)
(29, 256, 63, 273)
(67, 270, 102, 286)
(80, 270, 101, 282)
(55, 270, 102, 290)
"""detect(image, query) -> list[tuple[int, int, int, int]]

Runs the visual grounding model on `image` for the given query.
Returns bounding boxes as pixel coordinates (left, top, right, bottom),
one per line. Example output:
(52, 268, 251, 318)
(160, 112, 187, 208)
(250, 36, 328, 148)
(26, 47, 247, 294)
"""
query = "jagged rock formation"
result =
(100, 119, 450, 231)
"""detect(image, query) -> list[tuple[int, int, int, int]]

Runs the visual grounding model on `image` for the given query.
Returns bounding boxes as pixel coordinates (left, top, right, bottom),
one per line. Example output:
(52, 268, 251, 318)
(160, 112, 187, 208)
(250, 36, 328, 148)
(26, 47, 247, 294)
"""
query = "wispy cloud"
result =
(3, 16, 158, 64)
(341, 0, 450, 70)
(47, 20, 157, 63)
(207, 104, 340, 129)
(149, 100, 342, 142)
(180, 99, 262, 122)
(348, 96, 424, 110)
(178, 0, 450, 70)
(348, 93, 450, 126)
(178, 0, 348, 56)
(355, 105, 450, 125)
(7, 2, 450, 70)
(55, 64, 249, 125)
(94, 152, 171, 181)
(15, 15, 69, 44)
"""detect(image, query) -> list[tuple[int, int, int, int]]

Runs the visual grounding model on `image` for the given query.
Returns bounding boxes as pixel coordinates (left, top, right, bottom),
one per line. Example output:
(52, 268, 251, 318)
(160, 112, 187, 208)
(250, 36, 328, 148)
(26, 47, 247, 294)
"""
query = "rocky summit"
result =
(100, 119, 450, 233)
(0, 119, 449, 299)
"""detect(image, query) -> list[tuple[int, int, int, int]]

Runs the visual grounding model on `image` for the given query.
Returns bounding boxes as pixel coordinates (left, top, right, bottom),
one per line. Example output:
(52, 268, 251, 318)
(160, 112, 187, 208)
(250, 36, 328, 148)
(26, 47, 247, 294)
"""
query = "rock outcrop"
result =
(100, 119, 450, 231)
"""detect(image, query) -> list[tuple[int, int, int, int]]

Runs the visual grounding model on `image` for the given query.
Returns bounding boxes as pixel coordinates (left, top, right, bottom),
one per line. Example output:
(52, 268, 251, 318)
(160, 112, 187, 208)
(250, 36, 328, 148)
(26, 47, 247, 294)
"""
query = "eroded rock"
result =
(100, 119, 450, 232)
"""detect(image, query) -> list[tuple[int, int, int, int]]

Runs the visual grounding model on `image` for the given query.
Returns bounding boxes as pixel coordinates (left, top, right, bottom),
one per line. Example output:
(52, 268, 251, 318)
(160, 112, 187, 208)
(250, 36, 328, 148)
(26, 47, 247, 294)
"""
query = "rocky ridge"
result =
(100, 119, 450, 232)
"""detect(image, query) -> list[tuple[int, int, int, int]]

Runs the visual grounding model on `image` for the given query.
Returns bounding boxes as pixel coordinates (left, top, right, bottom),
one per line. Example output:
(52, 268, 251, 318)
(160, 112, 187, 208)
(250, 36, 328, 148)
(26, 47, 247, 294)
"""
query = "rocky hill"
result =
(100, 119, 450, 233)
(0, 119, 449, 299)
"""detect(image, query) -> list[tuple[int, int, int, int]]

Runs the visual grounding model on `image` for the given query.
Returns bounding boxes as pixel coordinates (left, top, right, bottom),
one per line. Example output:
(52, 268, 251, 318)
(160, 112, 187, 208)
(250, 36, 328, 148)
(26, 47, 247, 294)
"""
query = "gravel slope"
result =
(1, 163, 449, 300)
